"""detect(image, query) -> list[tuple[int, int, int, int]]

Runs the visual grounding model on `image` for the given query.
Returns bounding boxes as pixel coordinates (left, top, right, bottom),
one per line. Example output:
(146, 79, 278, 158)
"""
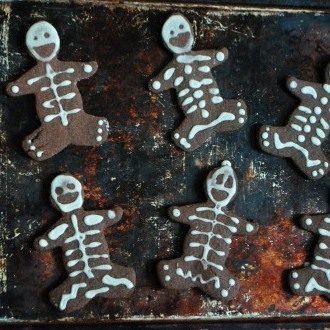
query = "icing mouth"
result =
(33, 43, 55, 58)
(57, 192, 79, 204)
(169, 32, 190, 49)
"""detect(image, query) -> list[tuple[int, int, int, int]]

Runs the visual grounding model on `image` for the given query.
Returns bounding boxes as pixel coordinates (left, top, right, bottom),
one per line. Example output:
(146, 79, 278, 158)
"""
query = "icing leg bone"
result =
(157, 161, 258, 299)
(35, 174, 136, 312)
(289, 214, 330, 300)
(259, 70, 330, 179)
(173, 100, 247, 151)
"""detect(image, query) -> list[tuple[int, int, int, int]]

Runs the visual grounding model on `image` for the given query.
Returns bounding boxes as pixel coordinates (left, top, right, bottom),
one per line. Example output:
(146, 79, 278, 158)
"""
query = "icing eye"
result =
(55, 187, 64, 195)
(179, 24, 184, 29)
(170, 30, 174, 36)
(67, 183, 75, 190)
(44, 32, 50, 38)
(33, 36, 38, 41)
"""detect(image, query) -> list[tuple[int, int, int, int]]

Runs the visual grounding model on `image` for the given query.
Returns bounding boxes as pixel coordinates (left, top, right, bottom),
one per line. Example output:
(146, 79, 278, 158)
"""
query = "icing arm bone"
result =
(84, 206, 124, 228)
(148, 61, 176, 93)
(65, 61, 98, 80)
(6, 68, 40, 96)
(194, 48, 229, 69)
(35, 220, 69, 250)
(229, 215, 258, 235)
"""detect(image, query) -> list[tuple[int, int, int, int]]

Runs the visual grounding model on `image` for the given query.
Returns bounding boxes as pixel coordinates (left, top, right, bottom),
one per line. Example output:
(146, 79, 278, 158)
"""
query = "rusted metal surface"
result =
(0, 0, 329, 324)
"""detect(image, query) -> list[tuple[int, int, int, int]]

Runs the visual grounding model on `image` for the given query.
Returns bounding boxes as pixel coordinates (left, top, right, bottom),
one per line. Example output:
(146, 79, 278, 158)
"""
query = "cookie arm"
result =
(168, 205, 196, 225)
(300, 214, 330, 234)
(6, 68, 39, 96)
(66, 61, 98, 80)
(287, 76, 323, 100)
(34, 220, 69, 250)
(148, 60, 176, 93)
(84, 206, 123, 228)
(232, 215, 258, 235)
(195, 48, 228, 69)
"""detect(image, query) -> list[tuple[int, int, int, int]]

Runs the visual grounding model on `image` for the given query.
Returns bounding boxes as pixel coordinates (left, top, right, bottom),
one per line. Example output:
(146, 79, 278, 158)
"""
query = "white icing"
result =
(314, 107, 322, 115)
(298, 135, 305, 143)
(193, 90, 203, 98)
(84, 215, 104, 226)
(309, 116, 317, 124)
(273, 133, 321, 168)
(216, 52, 225, 61)
(295, 115, 307, 123)
(202, 110, 209, 118)
(187, 105, 197, 114)
(174, 76, 184, 86)
(102, 274, 134, 289)
(60, 283, 87, 310)
(180, 137, 191, 149)
(11, 85, 19, 93)
(162, 15, 194, 54)
(51, 174, 83, 213)
(311, 137, 321, 146)
(291, 124, 302, 131)
(305, 277, 330, 294)
(152, 81, 161, 90)
(176, 267, 220, 288)
(290, 81, 297, 89)
(303, 125, 311, 133)
(189, 78, 213, 89)
(198, 66, 210, 73)
(198, 100, 206, 108)
(64, 214, 107, 278)
(182, 96, 193, 106)
(83, 64, 93, 73)
(301, 86, 317, 99)
(298, 106, 312, 114)
(209, 88, 219, 95)
(172, 208, 181, 217)
(26, 21, 60, 62)
(39, 239, 48, 247)
(28, 63, 80, 126)
(320, 97, 328, 105)
(178, 88, 189, 97)
(164, 67, 175, 80)
(212, 96, 223, 104)
(108, 210, 116, 219)
(188, 112, 235, 140)
(184, 65, 192, 74)
(323, 84, 330, 93)
(48, 223, 69, 240)
(85, 287, 109, 299)
(163, 264, 169, 270)
(177, 54, 211, 64)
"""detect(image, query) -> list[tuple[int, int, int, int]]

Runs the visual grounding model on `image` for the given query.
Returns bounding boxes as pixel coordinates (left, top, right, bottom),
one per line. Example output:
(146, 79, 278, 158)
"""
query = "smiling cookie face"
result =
(26, 21, 60, 62)
(161, 14, 194, 54)
(206, 161, 237, 208)
(51, 174, 83, 213)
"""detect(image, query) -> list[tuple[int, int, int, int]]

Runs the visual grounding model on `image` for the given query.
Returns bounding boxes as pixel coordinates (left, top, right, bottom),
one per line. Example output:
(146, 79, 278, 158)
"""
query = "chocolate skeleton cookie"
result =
(35, 174, 136, 312)
(259, 64, 330, 179)
(6, 21, 109, 161)
(289, 213, 330, 300)
(158, 160, 258, 300)
(149, 14, 247, 152)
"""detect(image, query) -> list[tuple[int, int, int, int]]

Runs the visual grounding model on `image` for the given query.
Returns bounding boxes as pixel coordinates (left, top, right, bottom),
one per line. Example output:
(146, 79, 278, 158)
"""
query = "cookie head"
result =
(26, 21, 60, 62)
(50, 174, 83, 213)
(206, 160, 237, 208)
(161, 14, 194, 54)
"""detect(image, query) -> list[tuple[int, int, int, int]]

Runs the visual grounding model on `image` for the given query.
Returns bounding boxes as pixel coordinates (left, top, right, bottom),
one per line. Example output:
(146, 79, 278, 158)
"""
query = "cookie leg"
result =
(202, 269, 239, 301)
(22, 124, 69, 161)
(69, 113, 109, 146)
(99, 266, 136, 298)
(260, 125, 328, 179)
(215, 99, 247, 132)
(288, 267, 330, 297)
(49, 279, 89, 312)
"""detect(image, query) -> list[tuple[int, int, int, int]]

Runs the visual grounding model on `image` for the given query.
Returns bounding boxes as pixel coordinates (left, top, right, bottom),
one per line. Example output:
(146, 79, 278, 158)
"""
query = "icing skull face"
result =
(207, 161, 237, 208)
(161, 14, 194, 54)
(51, 174, 83, 213)
(26, 21, 60, 62)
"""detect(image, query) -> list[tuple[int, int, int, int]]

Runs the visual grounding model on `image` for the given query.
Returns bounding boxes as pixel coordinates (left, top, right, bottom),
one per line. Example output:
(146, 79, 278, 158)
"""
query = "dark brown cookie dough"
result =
(259, 64, 330, 180)
(157, 160, 258, 300)
(289, 213, 330, 300)
(35, 174, 136, 312)
(149, 14, 247, 152)
(6, 21, 109, 161)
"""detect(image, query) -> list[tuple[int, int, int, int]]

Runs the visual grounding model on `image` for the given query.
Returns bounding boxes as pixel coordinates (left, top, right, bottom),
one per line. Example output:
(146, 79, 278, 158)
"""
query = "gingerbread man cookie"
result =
(259, 64, 330, 179)
(158, 161, 258, 300)
(149, 14, 247, 152)
(35, 174, 136, 312)
(289, 213, 330, 300)
(6, 21, 109, 161)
